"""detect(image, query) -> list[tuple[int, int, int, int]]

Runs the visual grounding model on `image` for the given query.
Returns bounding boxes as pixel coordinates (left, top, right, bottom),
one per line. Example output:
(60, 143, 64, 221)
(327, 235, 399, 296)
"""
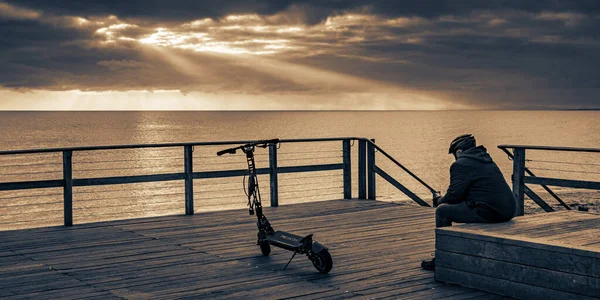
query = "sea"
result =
(1, 111, 599, 230)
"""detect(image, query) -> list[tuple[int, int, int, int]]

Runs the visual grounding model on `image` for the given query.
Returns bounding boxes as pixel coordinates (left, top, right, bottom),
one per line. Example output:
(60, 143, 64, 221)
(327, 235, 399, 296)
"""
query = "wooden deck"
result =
(0, 199, 510, 299)
(435, 211, 600, 299)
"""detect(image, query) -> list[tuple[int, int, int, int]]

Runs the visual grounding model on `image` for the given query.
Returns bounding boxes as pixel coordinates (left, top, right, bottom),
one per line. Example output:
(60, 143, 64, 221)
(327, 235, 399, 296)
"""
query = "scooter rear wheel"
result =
(260, 240, 271, 256)
(310, 249, 332, 274)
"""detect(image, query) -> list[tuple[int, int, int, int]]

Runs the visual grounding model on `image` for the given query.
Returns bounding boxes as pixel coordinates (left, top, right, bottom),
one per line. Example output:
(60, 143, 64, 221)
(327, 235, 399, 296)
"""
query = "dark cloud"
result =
(1, 0, 599, 108)
(7, 0, 600, 21)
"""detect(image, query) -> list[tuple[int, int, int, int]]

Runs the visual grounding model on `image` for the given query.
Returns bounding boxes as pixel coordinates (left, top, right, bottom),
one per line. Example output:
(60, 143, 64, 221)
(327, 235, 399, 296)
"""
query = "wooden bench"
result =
(435, 211, 600, 299)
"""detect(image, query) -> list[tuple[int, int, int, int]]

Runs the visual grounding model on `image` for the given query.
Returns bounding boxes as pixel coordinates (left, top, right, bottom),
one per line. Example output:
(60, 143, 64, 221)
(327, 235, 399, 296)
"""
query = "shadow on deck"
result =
(0, 199, 510, 299)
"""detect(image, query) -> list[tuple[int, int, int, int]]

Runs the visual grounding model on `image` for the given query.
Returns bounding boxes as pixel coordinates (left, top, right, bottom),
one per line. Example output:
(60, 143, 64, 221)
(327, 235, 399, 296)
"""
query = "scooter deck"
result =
(267, 231, 307, 251)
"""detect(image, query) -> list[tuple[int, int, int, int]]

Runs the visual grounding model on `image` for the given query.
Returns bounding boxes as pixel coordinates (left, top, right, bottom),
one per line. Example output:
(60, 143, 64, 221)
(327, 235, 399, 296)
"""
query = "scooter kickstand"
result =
(283, 251, 298, 270)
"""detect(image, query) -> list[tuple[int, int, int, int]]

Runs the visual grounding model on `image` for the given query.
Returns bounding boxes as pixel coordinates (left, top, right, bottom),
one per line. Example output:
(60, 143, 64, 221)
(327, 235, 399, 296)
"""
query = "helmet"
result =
(448, 134, 476, 154)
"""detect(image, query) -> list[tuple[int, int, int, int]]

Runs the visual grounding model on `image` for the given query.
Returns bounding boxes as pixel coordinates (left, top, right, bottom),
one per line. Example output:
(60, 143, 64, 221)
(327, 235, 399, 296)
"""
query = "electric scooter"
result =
(217, 139, 333, 274)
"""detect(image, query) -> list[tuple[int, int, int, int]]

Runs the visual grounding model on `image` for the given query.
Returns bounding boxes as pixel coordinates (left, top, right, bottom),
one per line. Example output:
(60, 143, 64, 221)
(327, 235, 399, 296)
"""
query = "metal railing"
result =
(0, 137, 436, 227)
(498, 145, 600, 216)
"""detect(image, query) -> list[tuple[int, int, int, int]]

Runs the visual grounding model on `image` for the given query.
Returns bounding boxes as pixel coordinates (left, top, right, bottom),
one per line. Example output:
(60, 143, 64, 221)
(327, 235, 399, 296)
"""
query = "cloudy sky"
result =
(1, 0, 599, 110)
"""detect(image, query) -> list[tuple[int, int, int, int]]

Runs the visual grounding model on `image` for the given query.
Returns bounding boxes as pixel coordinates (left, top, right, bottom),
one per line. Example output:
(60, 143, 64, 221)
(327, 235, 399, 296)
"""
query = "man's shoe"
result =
(421, 258, 435, 271)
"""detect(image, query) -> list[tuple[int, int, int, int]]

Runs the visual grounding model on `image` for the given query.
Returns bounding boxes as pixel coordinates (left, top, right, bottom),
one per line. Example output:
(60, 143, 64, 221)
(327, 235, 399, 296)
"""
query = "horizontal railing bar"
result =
(0, 180, 64, 191)
(499, 145, 600, 153)
(0, 137, 362, 155)
(193, 164, 343, 179)
(527, 159, 600, 167)
(2, 164, 343, 191)
(524, 176, 600, 190)
(278, 164, 344, 173)
(193, 169, 267, 179)
(527, 167, 600, 175)
(73, 173, 185, 186)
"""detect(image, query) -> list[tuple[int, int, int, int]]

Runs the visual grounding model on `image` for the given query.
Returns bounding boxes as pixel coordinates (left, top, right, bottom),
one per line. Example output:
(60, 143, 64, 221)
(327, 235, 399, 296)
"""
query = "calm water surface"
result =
(1, 111, 598, 229)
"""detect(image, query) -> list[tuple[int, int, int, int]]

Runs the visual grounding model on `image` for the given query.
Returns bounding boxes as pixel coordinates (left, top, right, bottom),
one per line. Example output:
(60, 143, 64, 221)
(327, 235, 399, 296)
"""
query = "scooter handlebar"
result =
(216, 139, 280, 156)
(217, 148, 237, 156)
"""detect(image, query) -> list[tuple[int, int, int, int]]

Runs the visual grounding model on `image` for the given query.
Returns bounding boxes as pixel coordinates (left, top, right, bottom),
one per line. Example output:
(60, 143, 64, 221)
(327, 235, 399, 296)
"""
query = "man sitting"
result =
(421, 134, 517, 271)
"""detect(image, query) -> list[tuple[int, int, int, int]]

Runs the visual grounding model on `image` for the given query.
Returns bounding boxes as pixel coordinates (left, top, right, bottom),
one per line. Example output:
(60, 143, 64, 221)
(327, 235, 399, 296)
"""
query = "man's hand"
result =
(432, 191, 442, 207)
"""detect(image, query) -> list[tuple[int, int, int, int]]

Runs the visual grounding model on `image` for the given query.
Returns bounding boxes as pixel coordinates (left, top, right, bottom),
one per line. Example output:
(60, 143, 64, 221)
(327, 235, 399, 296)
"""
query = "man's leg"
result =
(423, 202, 489, 271)
(435, 202, 489, 227)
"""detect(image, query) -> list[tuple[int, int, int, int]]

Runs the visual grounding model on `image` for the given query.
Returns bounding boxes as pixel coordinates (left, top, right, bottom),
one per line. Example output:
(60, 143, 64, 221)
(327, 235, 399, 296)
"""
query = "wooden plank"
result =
(436, 267, 597, 300)
(399, 284, 479, 300)
(0, 200, 503, 299)
(438, 222, 600, 256)
(441, 211, 600, 242)
(436, 250, 599, 297)
(1, 286, 118, 300)
(435, 232, 600, 277)
(546, 228, 600, 246)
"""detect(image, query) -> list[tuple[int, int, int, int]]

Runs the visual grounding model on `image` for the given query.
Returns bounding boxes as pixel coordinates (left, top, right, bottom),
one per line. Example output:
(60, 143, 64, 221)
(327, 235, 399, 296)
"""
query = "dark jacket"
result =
(439, 146, 516, 222)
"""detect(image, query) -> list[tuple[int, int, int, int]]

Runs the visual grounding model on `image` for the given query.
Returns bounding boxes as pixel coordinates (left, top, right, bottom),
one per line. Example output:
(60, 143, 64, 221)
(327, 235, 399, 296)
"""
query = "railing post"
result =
(184, 145, 194, 215)
(367, 139, 376, 200)
(62, 150, 73, 226)
(512, 148, 526, 216)
(358, 139, 366, 199)
(343, 139, 352, 199)
(269, 143, 279, 207)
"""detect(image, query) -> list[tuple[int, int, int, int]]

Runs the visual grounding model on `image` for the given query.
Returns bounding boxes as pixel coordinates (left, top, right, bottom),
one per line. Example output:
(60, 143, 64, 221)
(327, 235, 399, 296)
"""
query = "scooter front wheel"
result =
(310, 249, 332, 274)
(260, 240, 271, 256)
